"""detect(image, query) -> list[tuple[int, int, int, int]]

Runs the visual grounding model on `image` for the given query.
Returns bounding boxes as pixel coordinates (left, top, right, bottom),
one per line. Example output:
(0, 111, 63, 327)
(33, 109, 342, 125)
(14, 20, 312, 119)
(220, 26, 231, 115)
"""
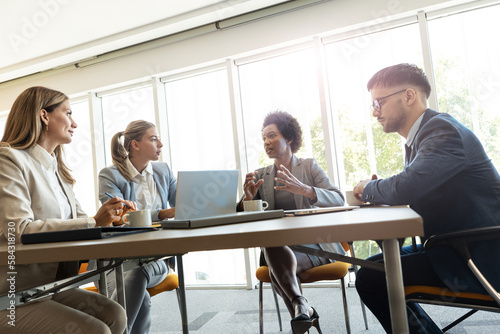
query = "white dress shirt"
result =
(31, 145, 72, 219)
(406, 112, 425, 148)
(125, 159, 163, 218)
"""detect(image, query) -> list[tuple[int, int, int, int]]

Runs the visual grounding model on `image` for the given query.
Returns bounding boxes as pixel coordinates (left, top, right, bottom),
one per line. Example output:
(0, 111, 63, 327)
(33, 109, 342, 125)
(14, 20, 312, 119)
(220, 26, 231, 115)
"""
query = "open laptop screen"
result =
(174, 170, 239, 220)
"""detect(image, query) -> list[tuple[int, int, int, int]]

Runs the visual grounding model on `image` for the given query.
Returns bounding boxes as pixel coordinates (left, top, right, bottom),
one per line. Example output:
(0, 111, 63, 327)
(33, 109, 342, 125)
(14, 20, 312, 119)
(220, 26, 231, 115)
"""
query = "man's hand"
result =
(353, 174, 378, 201)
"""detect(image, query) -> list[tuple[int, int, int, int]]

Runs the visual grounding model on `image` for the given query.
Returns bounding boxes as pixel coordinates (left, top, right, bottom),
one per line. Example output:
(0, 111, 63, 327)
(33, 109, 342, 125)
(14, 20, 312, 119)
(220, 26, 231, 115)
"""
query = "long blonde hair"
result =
(111, 120, 156, 181)
(1, 86, 75, 184)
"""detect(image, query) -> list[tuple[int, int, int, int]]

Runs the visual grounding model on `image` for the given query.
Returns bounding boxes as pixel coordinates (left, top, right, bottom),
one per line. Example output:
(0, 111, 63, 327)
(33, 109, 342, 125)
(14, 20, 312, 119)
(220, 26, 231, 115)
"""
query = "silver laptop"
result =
(161, 170, 284, 229)
(284, 205, 359, 216)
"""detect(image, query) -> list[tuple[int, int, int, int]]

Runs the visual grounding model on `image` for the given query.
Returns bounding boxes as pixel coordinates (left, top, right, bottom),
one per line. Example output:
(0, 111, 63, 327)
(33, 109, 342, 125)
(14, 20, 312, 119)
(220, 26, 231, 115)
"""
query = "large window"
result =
(428, 5, 500, 170)
(100, 85, 156, 166)
(324, 23, 423, 189)
(324, 24, 424, 259)
(163, 69, 245, 285)
(164, 69, 236, 171)
(65, 100, 97, 214)
(238, 49, 326, 173)
(238, 49, 333, 269)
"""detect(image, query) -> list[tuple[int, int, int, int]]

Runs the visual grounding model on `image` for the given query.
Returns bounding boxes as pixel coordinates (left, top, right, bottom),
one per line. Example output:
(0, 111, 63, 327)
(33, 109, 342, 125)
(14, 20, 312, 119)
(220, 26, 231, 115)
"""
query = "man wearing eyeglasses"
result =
(353, 63, 500, 334)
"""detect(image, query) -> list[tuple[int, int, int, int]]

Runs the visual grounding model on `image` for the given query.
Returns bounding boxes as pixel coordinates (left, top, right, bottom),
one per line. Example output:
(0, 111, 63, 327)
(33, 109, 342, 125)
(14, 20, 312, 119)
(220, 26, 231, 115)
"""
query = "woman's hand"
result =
(274, 165, 316, 199)
(159, 208, 175, 220)
(94, 197, 137, 227)
(243, 171, 264, 201)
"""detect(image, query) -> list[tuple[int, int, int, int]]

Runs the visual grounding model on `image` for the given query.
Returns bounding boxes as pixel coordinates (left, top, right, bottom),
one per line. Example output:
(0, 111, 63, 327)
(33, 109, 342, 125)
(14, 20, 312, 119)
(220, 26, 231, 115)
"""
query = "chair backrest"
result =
(341, 241, 350, 253)
(79, 262, 89, 274)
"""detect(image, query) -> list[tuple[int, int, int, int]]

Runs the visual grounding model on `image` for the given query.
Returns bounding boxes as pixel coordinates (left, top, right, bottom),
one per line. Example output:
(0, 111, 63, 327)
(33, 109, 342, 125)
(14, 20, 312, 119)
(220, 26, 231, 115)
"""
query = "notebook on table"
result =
(284, 205, 360, 216)
(21, 227, 156, 244)
(160, 170, 284, 229)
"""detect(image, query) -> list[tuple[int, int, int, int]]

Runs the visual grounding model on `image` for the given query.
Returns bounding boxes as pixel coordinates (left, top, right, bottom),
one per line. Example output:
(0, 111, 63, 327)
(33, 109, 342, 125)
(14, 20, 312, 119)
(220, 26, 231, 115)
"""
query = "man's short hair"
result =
(367, 63, 432, 98)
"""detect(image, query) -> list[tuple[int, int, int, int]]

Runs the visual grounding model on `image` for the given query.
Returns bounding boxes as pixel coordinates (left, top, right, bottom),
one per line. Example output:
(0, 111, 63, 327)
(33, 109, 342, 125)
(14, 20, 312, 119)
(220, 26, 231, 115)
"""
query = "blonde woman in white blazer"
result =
(0, 86, 135, 333)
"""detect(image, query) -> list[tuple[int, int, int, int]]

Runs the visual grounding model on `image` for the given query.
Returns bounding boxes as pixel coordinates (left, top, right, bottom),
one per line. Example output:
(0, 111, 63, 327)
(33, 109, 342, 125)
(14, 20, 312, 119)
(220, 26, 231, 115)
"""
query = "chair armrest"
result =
(425, 226, 500, 252)
(424, 226, 500, 306)
(425, 226, 500, 262)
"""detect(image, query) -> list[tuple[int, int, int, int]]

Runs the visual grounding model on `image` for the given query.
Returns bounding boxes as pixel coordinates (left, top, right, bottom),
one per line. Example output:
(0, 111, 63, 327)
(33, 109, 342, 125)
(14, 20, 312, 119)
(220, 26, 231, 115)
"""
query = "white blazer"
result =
(0, 146, 93, 295)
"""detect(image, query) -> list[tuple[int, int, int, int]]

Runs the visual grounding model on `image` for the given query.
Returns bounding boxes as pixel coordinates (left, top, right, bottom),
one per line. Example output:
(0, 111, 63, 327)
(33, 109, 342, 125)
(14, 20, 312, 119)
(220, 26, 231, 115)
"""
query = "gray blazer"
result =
(98, 162, 177, 222)
(253, 156, 344, 210)
(0, 147, 92, 295)
(252, 156, 345, 255)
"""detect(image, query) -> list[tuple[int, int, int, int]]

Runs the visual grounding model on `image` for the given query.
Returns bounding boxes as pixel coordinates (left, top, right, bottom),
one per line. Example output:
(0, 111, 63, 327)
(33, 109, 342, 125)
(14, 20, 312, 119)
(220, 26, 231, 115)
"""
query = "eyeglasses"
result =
(371, 89, 407, 112)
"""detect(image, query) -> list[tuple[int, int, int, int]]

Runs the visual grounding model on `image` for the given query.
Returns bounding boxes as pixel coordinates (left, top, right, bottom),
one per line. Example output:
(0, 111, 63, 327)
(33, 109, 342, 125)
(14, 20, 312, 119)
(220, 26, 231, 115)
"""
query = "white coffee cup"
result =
(345, 190, 364, 206)
(243, 200, 269, 212)
(122, 209, 152, 227)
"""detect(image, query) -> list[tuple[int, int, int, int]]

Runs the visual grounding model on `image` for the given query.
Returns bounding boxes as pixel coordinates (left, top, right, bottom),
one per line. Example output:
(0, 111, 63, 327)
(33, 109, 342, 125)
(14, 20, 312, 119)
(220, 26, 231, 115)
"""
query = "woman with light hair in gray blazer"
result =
(98, 120, 177, 334)
(241, 111, 345, 334)
(0, 86, 133, 333)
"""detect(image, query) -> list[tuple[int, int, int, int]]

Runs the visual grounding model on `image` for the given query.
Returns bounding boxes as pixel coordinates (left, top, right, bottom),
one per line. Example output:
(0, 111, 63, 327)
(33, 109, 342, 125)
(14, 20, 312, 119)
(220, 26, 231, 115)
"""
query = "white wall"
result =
(0, 0, 477, 110)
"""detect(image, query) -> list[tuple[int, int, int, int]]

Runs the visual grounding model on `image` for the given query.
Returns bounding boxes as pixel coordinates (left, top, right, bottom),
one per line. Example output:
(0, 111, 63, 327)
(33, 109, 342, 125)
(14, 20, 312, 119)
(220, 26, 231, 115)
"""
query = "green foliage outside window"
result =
(435, 58, 500, 170)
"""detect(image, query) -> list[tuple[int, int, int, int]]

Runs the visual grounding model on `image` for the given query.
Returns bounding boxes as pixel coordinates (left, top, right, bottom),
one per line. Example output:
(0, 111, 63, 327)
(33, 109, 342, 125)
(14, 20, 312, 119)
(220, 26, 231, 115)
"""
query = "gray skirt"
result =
(261, 242, 345, 268)
(298, 244, 335, 267)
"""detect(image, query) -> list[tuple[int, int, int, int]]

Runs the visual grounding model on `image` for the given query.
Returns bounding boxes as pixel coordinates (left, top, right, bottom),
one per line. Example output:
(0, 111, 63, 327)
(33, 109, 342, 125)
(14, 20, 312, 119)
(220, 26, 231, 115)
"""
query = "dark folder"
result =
(21, 227, 156, 244)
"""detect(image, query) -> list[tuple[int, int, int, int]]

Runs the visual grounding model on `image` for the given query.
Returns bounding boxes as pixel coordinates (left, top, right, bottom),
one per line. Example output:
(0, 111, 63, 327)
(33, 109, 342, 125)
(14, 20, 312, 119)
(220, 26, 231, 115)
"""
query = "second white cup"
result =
(122, 209, 152, 227)
(243, 200, 269, 212)
(345, 190, 364, 206)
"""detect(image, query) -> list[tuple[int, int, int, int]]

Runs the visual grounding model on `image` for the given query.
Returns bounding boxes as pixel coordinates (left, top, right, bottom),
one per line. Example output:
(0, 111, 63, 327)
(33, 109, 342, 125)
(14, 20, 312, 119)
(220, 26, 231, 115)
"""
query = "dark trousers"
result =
(355, 245, 445, 334)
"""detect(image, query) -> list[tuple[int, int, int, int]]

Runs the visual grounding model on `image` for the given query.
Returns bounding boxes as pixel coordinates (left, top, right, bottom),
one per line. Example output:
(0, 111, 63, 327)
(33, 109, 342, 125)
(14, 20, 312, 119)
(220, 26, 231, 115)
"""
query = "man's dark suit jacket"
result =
(362, 109, 500, 294)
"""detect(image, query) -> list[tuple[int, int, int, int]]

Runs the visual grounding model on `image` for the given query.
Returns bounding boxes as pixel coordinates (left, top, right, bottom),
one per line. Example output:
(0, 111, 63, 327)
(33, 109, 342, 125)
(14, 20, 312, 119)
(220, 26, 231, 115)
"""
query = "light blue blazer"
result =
(98, 162, 177, 222)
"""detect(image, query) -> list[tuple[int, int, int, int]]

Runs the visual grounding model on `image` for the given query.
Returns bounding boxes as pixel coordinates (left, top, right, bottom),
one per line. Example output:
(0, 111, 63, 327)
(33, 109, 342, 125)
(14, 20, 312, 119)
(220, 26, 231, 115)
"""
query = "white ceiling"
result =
(0, 0, 290, 83)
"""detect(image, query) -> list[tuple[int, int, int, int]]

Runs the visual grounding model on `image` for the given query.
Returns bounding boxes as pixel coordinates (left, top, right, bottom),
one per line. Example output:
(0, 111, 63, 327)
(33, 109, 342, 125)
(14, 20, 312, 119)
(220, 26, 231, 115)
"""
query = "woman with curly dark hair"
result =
(241, 111, 345, 334)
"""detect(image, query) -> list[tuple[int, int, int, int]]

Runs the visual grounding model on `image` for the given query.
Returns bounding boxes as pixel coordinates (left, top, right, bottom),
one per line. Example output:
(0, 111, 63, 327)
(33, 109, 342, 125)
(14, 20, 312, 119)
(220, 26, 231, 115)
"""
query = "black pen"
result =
(105, 192, 131, 209)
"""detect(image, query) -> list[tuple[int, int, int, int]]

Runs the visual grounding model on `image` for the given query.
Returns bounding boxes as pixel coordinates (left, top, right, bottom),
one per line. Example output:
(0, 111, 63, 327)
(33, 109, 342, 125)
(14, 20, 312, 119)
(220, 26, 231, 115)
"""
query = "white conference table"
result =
(0, 205, 423, 333)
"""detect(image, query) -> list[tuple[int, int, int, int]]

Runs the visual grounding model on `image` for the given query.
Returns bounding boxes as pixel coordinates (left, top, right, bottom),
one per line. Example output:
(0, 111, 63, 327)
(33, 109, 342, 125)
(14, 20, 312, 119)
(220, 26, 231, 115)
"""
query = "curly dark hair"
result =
(262, 111, 303, 153)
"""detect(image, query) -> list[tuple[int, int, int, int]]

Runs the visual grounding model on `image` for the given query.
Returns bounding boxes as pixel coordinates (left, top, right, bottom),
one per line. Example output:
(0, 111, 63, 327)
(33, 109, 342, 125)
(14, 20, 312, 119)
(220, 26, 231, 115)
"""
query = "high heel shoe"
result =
(291, 296, 312, 334)
(310, 307, 323, 334)
(290, 296, 323, 334)
(291, 313, 312, 334)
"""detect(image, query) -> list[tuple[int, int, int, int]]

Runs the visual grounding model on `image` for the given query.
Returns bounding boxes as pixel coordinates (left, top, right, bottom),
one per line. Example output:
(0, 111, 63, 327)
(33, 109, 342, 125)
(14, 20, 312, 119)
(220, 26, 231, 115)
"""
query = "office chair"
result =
(405, 226, 500, 332)
(78, 260, 182, 305)
(256, 242, 369, 334)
